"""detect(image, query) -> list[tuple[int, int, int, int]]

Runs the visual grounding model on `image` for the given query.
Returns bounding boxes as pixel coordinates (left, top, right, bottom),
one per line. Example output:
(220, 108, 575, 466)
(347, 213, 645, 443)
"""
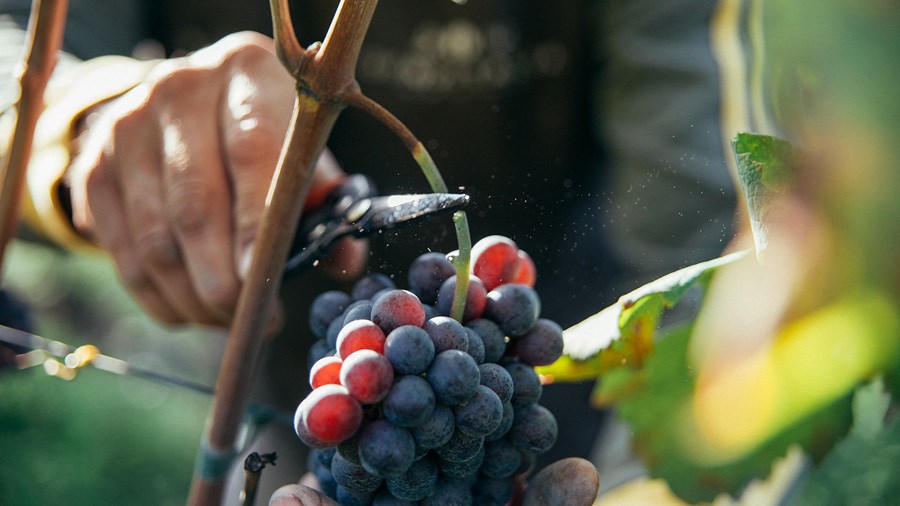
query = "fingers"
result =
(269, 485, 338, 506)
(521, 458, 600, 506)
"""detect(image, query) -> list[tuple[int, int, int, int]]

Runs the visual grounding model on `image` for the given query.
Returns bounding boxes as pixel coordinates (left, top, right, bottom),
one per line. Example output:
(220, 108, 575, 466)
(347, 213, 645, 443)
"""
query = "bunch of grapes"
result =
(296, 236, 564, 505)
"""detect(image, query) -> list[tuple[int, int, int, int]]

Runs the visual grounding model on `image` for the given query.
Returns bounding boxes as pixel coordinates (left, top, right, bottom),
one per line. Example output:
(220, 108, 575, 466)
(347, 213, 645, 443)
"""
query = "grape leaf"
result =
(539, 251, 746, 383)
(732, 133, 793, 255)
(616, 323, 853, 504)
(793, 377, 900, 506)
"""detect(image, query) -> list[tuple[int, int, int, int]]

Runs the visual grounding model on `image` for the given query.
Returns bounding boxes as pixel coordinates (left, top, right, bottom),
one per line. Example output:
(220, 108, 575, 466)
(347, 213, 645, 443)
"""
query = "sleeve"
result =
(16, 54, 158, 250)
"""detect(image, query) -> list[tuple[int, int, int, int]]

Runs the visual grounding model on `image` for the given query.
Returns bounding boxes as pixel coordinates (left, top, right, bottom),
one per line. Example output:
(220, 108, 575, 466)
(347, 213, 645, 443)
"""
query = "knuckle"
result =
(136, 228, 182, 271)
(225, 118, 284, 169)
(168, 177, 213, 236)
(199, 275, 239, 316)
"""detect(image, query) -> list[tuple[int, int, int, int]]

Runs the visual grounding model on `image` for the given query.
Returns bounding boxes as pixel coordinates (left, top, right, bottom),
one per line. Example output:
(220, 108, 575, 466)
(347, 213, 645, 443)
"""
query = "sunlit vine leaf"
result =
(539, 251, 746, 383)
(733, 132, 793, 255)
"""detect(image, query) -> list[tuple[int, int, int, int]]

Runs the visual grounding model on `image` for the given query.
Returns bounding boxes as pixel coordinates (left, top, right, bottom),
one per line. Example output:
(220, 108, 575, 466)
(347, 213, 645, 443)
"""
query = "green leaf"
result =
(793, 378, 900, 506)
(540, 251, 747, 382)
(732, 133, 793, 255)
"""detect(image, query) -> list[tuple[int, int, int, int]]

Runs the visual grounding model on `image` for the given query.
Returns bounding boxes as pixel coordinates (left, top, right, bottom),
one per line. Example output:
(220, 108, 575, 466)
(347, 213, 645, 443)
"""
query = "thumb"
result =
(521, 458, 600, 506)
(269, 484, 339, 506)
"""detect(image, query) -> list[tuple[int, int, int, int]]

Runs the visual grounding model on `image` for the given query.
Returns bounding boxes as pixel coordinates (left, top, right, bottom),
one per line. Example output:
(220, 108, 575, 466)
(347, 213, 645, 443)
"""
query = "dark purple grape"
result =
(424, 316, 469, 353)
(373, 489, 418, 505)
(472, 476, 514, 506)
(437, 446, 484, 481)
(509, 403, 558, 455)
(435, 429, 483, 463)
(310, 290, 351, 337)
(352, 273, 396, 301)
(336, 485, 375, 506)
(383, 375, 436, 428)
(331, 451, 383, 493)
(325, 316, 344, 349)
(343, 301, 374, 326)
(480, 438, 522, 479)
(358, 419, 416, 478)
(435, 275, 487, 323)
(314, 465, 338, 499)
(422, 303, 440, 320)
(385, 454, 439, 501)
(312, 447, 335, 469)
(411, 404, 454, 450)
(424, 478, 473, 505)
(385, 325, 435, 375)
(454, 385, 503, 438)
(516, 449, 536, 476)
(505, 362, 542, 408)
(464, 328, 485, 364)
(337, 431, 362, 465)
(485, 401, 514, 442)
(509, 318, 564, 366)
(478, 363, 513, 404)
(307, 338, 333, 370)
(466, 319, 506, 363)
(371, 290, 426, 334)
(427, 350, 480, 406)
(408, 252, 456, 305)
(484, 284, 540, 336)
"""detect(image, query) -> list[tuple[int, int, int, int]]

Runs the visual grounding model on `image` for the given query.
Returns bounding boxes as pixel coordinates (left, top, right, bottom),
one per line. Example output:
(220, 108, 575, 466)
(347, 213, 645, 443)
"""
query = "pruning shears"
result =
(284, 174, 469, 278)
(0, 174, 469, 392)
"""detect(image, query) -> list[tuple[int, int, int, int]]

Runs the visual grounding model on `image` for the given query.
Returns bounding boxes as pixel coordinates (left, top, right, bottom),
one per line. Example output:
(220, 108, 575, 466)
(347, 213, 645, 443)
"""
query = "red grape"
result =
(340, 349, 395, 404)
(294, 384, 362, 448)
(336, 319, 387, 359)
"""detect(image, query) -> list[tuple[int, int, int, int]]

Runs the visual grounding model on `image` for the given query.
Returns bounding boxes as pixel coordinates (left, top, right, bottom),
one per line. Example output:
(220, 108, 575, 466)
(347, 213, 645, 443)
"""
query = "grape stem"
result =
(344, 90, 472, 322)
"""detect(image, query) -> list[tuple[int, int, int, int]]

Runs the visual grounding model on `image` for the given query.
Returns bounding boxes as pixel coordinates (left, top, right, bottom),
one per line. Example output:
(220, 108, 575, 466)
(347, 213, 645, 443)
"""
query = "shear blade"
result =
(361, 193, 469, 233)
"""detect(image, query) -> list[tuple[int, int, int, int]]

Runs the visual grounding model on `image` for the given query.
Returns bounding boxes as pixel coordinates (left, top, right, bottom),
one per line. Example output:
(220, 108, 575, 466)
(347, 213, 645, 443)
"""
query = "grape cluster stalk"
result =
(295, 236, 563, 505)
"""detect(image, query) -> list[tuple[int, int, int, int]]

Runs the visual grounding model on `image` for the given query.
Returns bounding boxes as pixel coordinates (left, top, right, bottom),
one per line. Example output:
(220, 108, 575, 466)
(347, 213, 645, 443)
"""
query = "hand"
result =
(67, 32, 365, 326)
(268, 458, 600, 506)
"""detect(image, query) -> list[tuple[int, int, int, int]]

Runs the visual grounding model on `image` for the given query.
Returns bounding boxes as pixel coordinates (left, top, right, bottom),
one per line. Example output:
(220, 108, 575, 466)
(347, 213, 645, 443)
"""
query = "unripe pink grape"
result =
(513, 250, 536, 287)
(309, 355, 342, 389)
(371, 290, 426, 333)
(471, 236, 521, 291)
(336, 319, 387, 359)
(340, 349, 395, 404)
(294, 384, 362, 448)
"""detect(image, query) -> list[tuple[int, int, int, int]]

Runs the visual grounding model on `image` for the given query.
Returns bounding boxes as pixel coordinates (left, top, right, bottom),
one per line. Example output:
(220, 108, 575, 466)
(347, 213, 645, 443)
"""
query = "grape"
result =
(464, 328, 485, 364)
(410, 404, 454, 450)
(312, 447, 336, 468)
(438, 446, 484, 480)
(343, 301, 374, 326)
(331, 451, 383, 493)
(373, 489, 418, 505)
(371, 290, 426, 333)
(336, 319, 387, 359)
(358, 419, 416, 478)
(435, 276, 487, 323)
(509, 403, 558, 455)
(513, 250, 536, 287)
(307, 338, 333, 370)
(408, 252, 456, 304)
(485, 401, 514, 442)
(505, 362, 542, 408)
(337, 431, 362, 465)
(424, 479, 473, 506)
(465, 319, 506, 364)
(383, 375, 436, 427)
(509, 318, 564, 366)
(472, 476, 514, 506)
(352, 273, 397, 301)
(484, 284, 540, 336)
(309, 355, 342, 389)
(385, 454, 439, 501)
(470, 235, 521, 291)
(294, 384, 362, 448)
(341, 349, 394, 404)
(310, 290, 351, 337)
(423, 316, 469, 353)
(427, 350, 480, 406)
(478, 363, 514, 403)
(384, 325, 435, 375)
(314, 465, 338, 499)
(480, 438, 521, 479)
(454, 385, 503, 438)
(336, 486, 376, 506)
(516, 449, 536, 476)
(435, 429, 483, 463)
(325, 316, 344, 349)
(423, 303, 440, 320)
